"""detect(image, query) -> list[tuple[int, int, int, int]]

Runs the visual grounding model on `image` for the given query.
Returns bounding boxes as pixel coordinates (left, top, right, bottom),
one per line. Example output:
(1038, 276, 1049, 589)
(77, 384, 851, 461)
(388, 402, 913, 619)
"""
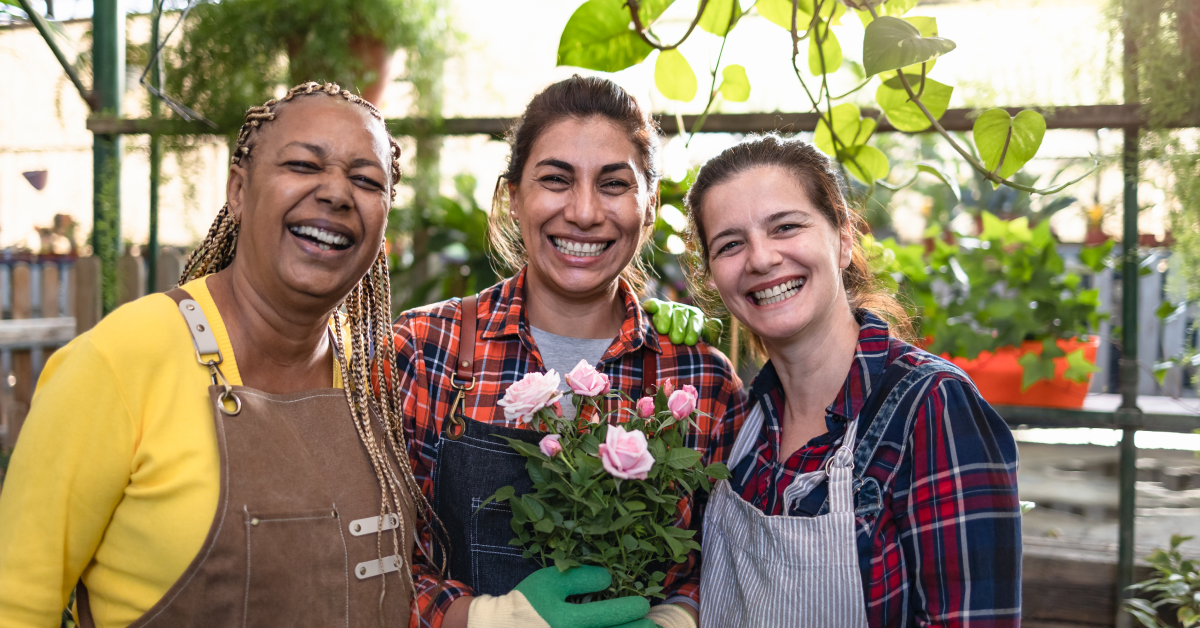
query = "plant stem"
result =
(625, 0, 711, 51)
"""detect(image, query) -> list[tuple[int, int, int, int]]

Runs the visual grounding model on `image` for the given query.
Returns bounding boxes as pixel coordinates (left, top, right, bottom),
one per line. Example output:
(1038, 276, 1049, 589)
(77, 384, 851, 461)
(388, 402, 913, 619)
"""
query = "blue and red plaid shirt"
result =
(390, 268, 746, 627)
(727, 312, 1022, 628)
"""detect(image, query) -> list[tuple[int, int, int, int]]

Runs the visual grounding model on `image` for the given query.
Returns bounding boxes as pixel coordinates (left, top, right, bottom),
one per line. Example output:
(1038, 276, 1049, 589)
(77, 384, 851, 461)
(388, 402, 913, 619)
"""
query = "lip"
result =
(745, 275, 806, 307)
(286, 217, 359, 258)
(547, 235, 615, 263)
(745, 275, 806, 295)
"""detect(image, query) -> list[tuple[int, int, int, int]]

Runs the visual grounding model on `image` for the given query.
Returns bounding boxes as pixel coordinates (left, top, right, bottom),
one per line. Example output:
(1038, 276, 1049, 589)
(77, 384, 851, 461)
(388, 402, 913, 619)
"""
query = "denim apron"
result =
(699, 360, 966, 628)
(431, 295, 658, 596)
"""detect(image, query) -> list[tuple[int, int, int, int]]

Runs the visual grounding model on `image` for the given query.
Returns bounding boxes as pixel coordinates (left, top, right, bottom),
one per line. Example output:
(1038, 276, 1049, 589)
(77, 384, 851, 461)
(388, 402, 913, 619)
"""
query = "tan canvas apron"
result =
(76, 288, 415, 628)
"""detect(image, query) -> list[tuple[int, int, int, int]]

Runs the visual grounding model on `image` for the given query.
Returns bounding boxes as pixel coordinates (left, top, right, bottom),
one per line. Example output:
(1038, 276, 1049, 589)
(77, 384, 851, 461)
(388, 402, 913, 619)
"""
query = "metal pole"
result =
(147, 0, 163, 294)
(1115, 3, 1141, 623)
(92, 0, 124, 314)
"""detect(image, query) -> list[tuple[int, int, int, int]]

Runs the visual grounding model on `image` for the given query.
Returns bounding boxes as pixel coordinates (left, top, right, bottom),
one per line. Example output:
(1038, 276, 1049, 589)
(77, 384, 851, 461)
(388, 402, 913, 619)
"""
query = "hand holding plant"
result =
(479, 360, 730, 600)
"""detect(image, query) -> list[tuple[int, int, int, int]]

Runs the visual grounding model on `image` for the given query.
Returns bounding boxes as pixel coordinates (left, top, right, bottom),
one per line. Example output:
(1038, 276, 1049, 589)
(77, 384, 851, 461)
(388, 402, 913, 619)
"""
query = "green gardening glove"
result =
(642, 299, 722, 346)
(467, 566, 655, 628)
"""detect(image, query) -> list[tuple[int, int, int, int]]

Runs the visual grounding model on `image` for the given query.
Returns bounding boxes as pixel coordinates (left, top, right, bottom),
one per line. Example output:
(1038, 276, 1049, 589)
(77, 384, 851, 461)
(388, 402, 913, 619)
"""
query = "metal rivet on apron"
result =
(250, 518, 260, 526)
(353, 523, 362, 533)
(461, 360, 469, 368)
(359, 566, 367, 576)
(645, 388, 653, 395)
(196, 324, 206, 332)
(186, 303, 195, 310)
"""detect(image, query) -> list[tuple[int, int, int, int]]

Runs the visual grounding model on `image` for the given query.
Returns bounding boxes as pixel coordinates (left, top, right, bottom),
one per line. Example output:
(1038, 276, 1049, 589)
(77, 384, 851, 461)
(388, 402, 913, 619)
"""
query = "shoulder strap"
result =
(641, 348, 657, 397)
(167, 287, 222, 365)
(454, 295, 478, 383)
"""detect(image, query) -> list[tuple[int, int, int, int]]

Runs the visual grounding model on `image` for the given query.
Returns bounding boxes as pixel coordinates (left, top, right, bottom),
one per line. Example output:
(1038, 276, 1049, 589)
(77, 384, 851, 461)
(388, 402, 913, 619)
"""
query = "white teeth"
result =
(552, 237, 610, 257)
(752, 279, 805, 305)
(290, 225, 351, 248)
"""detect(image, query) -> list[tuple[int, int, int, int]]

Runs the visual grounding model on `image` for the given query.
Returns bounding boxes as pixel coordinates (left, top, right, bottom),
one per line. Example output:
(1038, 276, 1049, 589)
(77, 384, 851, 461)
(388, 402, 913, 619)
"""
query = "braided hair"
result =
(179, 82, 440, 606)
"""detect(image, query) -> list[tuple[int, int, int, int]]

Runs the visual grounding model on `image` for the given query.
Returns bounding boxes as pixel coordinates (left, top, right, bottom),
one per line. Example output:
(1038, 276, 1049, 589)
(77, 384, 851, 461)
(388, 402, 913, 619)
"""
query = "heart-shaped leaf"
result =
(839, 144, 890, 183)
(808, 21, 843, 75)
(557, 0, 653, 72)
(698, 0, 739, 35)
(854, 0, 917, 26)
(814, 103, 877, 156)
(875, 75, 952, 132)
(719, 64, 751, 101)
(758, 0, 813, 31)
(972, 108, 1046, 180)
(862, 15, 957, 76)
(916, 162, 961, 204)
(655, 49, 698, 101)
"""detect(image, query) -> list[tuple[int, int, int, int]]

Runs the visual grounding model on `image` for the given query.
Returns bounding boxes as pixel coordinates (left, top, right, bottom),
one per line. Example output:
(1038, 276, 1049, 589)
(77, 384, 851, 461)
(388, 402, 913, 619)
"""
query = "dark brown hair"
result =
(489, 75, 661, 291)
(683, 134, 913, 356)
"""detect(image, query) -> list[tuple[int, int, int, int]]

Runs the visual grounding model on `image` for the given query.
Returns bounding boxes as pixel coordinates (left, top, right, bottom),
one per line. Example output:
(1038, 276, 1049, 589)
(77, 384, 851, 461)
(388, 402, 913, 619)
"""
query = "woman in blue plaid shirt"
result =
(684, 134, 1022, 628)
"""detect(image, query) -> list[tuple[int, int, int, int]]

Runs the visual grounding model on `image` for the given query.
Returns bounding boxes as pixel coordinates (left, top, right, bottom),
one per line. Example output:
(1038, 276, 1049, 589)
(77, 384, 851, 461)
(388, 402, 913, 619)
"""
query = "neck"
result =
(206, 263, 337, 393)
(765, 300, 862, 425)
(522, 270, 625, 340)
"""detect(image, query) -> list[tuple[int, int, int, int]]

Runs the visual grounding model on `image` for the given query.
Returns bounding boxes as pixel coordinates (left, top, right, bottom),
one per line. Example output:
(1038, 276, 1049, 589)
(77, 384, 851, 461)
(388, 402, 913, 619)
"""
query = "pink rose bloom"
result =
(599, 425, 655, 480)
(539, 434, 563, 457)
(498, 370, 563, 423)
(682, 384, 698, 399)
(660, 379, 675, 397)
(667, 388, 698, 420)
(565, 360, 610, 397)
(636, 396, 656, 418)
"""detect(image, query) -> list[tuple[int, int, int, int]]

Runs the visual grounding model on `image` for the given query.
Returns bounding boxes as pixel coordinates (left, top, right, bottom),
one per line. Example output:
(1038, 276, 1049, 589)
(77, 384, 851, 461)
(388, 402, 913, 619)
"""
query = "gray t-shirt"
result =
(530, 326, 614, 421)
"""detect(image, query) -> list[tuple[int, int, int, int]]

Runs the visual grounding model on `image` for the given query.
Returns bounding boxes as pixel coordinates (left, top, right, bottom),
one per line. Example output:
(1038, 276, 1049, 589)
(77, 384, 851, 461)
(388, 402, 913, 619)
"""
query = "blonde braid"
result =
(178, 83, 442, 612)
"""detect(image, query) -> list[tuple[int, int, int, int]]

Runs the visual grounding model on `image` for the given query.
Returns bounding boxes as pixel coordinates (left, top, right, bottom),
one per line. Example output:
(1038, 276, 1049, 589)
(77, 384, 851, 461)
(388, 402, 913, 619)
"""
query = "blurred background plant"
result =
(1124, 534, 1200, 628)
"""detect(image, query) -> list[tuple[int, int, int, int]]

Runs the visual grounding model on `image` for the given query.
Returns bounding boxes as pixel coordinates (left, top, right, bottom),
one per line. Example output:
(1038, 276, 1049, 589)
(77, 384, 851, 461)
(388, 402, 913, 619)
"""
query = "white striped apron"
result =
(699, 400, 868, 628)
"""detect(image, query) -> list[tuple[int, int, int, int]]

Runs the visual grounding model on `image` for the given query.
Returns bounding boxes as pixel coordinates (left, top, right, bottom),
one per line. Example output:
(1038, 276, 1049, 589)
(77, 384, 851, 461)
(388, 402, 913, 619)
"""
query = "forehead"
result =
(525, 117, 640, 173)
(702, 166, 816, 231)
(257, 97, 390, 164)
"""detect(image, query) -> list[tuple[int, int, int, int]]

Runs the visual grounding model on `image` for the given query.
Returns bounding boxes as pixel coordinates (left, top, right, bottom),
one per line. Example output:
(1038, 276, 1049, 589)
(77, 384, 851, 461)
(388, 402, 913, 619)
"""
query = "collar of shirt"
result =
(479, 266, 663, 366)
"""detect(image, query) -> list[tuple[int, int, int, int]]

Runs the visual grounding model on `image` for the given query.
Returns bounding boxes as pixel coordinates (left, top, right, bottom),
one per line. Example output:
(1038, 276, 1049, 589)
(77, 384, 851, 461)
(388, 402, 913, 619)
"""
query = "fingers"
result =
(683, 310, 703, 346)
(612, 619, 658, 628)
(557, 596, 652, 628)
(668, 309, 687, 345)
(641, 299, 661, 314)
(554, 565, 613, 596)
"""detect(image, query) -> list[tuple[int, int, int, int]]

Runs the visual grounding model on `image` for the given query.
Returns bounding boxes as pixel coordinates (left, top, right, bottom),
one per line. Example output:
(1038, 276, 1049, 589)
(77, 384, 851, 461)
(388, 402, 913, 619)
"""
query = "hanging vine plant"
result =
(555, 0, 1098, 196)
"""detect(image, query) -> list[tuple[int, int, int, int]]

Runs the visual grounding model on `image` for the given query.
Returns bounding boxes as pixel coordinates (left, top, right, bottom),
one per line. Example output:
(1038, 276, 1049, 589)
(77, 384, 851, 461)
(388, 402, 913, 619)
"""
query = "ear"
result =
(227, 163, 249, 221)
(838, 223, 854, 270)
(506, 180, 520, 218)
(643, 191, 659, 228)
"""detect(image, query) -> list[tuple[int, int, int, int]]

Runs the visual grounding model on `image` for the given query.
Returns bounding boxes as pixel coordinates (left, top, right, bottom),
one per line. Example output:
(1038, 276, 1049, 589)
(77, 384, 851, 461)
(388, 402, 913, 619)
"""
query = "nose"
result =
(315, 170, 354, 212)
(744, 235, 782, 275)
(563, 186, 603, 230)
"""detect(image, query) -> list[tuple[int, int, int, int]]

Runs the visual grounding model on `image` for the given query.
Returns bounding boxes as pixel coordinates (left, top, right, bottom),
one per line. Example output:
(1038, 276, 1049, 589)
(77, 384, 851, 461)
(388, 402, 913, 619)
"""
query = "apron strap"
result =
(641, 347, 657, 397)
(443, 295, 479, 440)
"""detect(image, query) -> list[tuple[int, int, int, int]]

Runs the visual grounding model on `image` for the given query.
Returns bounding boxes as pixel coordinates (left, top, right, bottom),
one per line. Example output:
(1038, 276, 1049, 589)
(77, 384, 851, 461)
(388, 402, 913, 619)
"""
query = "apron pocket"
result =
(469, 498, 535, 597)
(243, 507, 347, 627)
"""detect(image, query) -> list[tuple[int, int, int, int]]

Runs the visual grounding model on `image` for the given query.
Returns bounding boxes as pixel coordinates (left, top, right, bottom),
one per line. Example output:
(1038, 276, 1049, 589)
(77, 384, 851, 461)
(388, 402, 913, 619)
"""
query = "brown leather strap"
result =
(641, 347, 658, 397)
(165, 287, 192, 306)
(75, 581, 95, 628)
(454, 295, 478, 383)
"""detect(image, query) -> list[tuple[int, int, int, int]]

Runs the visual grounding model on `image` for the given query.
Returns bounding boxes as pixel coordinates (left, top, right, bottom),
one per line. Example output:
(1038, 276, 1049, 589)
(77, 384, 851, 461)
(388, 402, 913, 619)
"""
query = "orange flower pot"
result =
(940, 336, 1100, 409)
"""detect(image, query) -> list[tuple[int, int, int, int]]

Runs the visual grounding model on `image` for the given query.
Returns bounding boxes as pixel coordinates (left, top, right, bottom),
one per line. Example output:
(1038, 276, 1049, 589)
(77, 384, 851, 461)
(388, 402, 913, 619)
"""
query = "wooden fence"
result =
(0, 249, 183, 450)
(0, 244, 1195, 450)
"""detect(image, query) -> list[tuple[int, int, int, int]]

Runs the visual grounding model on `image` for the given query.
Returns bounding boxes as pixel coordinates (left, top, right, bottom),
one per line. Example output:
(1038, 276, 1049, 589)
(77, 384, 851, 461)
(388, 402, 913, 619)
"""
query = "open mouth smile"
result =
(551, 236, 612, 258)
(750, 278, 805, 306)
(289, 225, 353, 251)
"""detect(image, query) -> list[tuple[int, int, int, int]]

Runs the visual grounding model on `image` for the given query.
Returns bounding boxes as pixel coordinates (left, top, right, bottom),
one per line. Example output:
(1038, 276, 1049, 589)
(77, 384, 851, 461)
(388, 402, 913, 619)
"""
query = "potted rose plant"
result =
(479, 360, 729, 600)
(871, 211, 1113, 408)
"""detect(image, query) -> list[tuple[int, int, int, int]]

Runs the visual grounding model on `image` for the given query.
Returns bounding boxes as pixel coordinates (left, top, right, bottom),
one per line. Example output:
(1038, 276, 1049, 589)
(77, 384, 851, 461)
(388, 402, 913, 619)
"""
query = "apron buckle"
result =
(444, 379, 474, 441)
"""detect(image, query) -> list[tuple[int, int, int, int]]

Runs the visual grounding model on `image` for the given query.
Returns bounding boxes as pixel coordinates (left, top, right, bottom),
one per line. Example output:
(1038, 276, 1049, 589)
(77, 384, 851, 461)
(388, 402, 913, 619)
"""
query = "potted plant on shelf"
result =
(871, 211, 1113, 408)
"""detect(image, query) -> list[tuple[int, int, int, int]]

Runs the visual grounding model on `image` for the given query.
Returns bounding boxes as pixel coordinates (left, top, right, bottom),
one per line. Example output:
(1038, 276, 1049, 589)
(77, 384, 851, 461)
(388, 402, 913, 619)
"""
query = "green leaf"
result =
(703, 462, 732, 480)
(1017, 351, 1057, 391)
(698, 0, 739, 35)
(474, 485, 517, 514)
(814, 103, 876, 156)
(637, 0, 677, 24)
(719, 64, 751, 101)
(557, 0, 654, 72)
(916, 162, 960, 204)
(862, 16, 957, 76)
(655, 49, 698, 102)
(758, 0, 813, 31)
(1079, 240, 1114, 272)
(972, 109, 1046, 180)
(666, 447, 703, 469)
(840, 145, 890, 183)
(855, 0, 918, 26)
(1041, 337, 1066, 360)
(623, 534, 639, 550)
(808, 21, 843, 75)
(535, 518, 556, 533)
(875, 76, 952, 132)
(1156, 300, 1177, 320)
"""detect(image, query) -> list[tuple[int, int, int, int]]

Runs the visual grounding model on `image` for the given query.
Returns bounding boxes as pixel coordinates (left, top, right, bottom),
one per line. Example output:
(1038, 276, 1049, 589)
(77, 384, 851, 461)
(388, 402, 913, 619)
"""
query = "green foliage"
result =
(875, 76, 952, 133)
(1125, 535, 1200, 628)
(655, 50, 698, 102)
(557, 0, 655, 73)
(973, 109, 1047, 182)
(873, 212, 1111, 387)
(698, 0, 740, 36)
(861, 16, 955, 76)
(390, 175, 499, 311)
(167, 0, 439, 132)
(482, 385, 728, 600)
(718, 65, 751, 101)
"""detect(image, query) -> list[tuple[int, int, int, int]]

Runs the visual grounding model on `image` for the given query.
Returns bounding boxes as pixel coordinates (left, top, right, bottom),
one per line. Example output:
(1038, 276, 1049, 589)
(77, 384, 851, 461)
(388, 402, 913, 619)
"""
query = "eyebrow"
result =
(707, 210, 807, 244)
(533, 160, 634, 175)
(283, 142, 384, 170)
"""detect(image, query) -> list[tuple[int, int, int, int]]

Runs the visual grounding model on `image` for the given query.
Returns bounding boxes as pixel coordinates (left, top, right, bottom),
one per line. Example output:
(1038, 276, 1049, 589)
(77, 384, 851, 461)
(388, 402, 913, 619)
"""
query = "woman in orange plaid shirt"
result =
(387, 76, 746, 628)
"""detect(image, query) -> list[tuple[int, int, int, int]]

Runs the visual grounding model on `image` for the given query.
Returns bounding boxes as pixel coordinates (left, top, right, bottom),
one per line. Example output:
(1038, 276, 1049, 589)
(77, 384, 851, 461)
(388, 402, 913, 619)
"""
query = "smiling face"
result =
(702, 165, 854, 347)
(226, 96, 392, 307)
(509, 116, 654, 302)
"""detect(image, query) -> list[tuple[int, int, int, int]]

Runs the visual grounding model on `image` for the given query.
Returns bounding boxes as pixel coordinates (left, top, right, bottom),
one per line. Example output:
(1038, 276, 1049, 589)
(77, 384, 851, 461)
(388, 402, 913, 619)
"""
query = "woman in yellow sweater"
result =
(0, 83, 424, 627)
